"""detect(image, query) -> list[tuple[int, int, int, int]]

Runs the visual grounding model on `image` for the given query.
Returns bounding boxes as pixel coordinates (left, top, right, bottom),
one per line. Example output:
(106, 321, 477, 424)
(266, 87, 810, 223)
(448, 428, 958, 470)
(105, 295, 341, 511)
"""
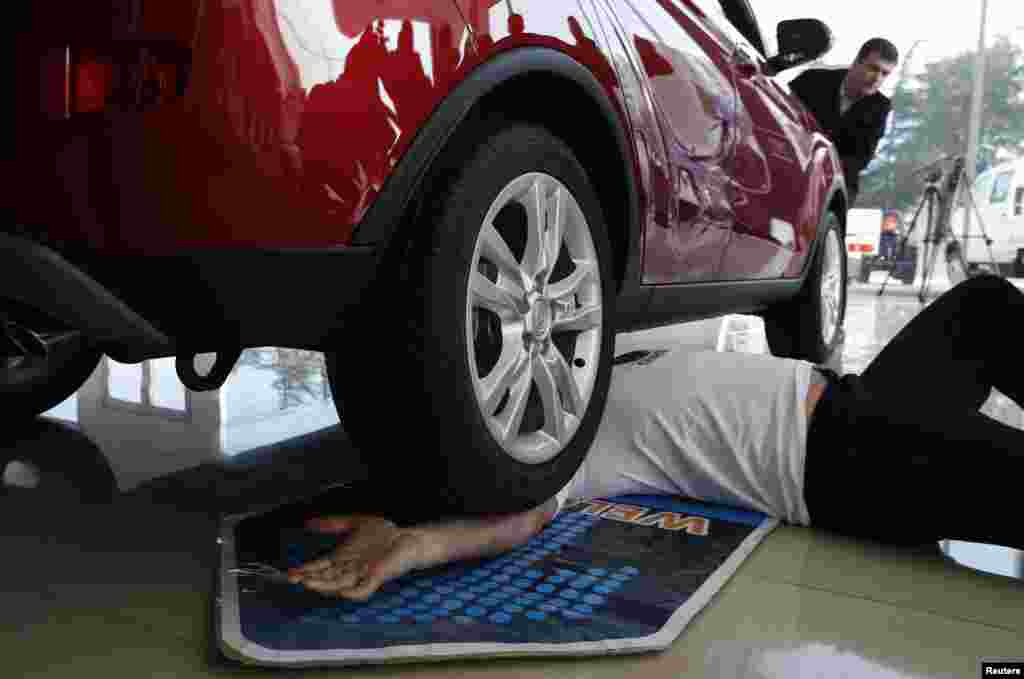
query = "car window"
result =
(974, 171, 995, 204)
(623, 0, 736, 157)
(739, 0, 780, 56)
(718, 0, 768, 56)
(990, 170, 1013, 204)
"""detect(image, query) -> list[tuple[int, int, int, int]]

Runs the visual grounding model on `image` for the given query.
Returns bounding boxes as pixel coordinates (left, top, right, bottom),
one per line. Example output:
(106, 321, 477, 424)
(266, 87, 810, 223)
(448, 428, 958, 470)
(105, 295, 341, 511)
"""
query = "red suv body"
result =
(7, 0, 847, 514)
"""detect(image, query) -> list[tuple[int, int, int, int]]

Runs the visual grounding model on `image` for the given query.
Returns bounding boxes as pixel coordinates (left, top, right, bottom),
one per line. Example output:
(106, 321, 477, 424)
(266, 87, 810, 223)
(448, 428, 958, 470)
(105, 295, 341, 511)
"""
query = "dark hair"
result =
(856, 38, 899, 64)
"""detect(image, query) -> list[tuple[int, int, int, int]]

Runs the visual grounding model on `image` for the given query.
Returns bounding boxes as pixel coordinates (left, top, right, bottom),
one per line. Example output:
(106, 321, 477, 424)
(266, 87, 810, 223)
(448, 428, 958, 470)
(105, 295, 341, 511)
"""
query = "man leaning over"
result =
(790, 38, 898, 206)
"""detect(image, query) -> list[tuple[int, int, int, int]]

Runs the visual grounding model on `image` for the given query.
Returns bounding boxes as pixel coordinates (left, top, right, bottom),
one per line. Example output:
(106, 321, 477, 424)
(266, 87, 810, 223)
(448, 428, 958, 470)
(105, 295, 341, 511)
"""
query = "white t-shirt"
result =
(554, 347, 815, 526)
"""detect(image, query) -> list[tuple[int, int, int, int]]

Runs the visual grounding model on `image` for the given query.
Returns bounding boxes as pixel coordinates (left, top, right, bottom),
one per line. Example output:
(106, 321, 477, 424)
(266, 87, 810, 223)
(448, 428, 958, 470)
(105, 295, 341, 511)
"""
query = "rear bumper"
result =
(856, 248, 919, 281)
(1, 232, 384, 362)
(0, 232, 174, 362)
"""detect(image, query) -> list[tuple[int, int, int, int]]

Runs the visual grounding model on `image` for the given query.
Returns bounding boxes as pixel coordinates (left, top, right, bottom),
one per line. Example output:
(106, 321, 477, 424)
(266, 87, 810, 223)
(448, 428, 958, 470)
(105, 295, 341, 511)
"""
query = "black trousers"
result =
(804, 275, 1024, 548)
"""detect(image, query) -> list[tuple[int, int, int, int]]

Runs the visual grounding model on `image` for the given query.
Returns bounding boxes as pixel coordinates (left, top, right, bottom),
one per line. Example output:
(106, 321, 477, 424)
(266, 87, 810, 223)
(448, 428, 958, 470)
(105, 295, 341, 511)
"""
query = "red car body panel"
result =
(16, 0, 841, 275)
(593, 0, 736, 285)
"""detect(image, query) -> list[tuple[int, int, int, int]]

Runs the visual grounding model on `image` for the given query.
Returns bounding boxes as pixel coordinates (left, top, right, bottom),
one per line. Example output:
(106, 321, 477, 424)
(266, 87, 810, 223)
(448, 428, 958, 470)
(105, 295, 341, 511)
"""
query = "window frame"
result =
(103, 357, 192, 421)
(974, 170, 995, 205)
(718, 0, 770, 57)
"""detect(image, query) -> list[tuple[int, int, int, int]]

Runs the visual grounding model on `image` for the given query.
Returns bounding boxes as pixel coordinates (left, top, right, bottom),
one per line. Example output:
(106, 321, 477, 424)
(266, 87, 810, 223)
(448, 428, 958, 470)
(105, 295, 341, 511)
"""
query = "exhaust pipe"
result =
(0, 232, 175, 363)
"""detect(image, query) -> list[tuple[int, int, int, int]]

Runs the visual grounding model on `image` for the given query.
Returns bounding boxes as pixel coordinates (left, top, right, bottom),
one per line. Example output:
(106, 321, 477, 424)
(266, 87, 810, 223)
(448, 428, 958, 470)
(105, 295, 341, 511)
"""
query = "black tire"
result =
(900, 245, 918, 285)
(1, 418, 118, 503)
(858, 254, 873, 283)
(1, 323, 102, 420)
(760, 210, 847, 364)
(327, 119, 616, 518)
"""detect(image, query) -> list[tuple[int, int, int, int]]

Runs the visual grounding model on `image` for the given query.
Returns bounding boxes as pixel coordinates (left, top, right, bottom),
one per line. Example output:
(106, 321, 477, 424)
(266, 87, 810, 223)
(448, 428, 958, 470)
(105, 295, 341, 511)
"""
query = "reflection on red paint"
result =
(299, 23, 397, 225)
(634, 37, 674, 78)
(161, 2, 482, 247)
(148, 0, 628, 251)
(74, 52, 112, 113)
(19, 0, 833, 289)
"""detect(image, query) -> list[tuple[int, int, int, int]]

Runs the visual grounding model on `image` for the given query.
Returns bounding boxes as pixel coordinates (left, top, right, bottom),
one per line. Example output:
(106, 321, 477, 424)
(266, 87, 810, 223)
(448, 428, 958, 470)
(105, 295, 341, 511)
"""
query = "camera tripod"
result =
(878, 155, 1002, 303)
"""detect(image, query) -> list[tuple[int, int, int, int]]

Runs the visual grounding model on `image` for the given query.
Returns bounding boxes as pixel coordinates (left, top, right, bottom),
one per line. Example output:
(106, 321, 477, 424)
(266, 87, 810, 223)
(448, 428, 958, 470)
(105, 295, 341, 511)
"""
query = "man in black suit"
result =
(790, 38, 899, 206)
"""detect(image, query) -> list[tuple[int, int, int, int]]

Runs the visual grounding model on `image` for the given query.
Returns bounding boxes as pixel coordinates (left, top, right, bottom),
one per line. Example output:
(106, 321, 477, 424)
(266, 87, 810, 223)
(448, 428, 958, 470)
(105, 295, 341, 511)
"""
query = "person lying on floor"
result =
(287, 274, 1024, 600)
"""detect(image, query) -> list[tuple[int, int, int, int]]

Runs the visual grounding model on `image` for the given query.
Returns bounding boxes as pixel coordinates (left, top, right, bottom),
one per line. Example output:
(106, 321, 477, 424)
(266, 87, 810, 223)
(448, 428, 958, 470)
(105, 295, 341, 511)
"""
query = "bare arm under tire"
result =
(287, 498, 559, 601)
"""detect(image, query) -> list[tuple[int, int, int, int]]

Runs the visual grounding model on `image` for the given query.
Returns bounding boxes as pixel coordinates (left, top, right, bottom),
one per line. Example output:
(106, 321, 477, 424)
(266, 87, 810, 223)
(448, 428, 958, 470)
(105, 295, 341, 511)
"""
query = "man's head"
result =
(847, 38, 899, 97)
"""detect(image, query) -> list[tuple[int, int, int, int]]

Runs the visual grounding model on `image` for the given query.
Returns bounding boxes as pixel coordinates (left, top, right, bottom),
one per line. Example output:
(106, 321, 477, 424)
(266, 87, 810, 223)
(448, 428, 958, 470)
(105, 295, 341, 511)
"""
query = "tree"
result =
(857, 36, 1024, 212)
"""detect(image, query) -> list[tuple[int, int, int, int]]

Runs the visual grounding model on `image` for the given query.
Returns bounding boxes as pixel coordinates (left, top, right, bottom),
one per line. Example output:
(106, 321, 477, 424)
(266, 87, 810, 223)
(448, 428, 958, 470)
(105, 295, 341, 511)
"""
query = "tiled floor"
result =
(3, 279, 1022, 678)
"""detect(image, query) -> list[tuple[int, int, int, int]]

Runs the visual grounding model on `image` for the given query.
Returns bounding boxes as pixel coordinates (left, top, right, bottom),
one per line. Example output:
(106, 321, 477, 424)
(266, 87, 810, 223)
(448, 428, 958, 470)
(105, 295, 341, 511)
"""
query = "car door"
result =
(703, 0, 817, 280)
(612, 0, 740, 285)
(984, 166, 1018, 262)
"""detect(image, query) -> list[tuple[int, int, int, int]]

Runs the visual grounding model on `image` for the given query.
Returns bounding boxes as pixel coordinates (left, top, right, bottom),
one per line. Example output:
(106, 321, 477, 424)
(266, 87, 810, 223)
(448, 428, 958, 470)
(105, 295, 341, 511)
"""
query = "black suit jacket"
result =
(789, 68, 891, 202)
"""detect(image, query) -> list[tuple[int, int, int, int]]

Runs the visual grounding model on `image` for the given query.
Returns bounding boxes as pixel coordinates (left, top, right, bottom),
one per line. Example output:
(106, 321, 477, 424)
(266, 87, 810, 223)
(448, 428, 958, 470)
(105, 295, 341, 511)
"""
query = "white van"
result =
(845, 208, 883, 283)
(952, 158, 1024, 277)
(845, 208, 917, 284)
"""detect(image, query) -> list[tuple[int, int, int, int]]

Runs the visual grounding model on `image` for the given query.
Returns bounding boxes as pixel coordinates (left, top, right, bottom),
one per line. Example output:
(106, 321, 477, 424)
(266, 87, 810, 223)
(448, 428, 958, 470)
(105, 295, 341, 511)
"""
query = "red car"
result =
(7, 0, 846, 515)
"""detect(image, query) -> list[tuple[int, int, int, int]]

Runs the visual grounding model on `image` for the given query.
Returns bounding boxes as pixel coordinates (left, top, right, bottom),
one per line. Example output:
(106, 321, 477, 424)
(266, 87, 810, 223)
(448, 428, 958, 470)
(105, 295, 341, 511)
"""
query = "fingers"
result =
(340, 575, 383, 601)
(284, 514, 402, 600)
(287, 515, 361, 579)
(286, 556, 334, 581)
(288, 547, 369, 579)
(304, 561, 367, 590)
(296, 562, 380, 601)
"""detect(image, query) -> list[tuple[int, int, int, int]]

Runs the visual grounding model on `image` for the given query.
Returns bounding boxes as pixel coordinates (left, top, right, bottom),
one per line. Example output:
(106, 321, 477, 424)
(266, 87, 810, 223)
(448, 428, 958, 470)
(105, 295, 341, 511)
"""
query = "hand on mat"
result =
(286, 515, 429, 601)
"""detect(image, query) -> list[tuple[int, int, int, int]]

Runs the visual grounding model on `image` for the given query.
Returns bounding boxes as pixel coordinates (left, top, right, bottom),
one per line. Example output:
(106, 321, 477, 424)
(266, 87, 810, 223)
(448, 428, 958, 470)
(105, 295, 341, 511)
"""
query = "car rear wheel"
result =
(761, 210, 847, 364)
(1, 309, 102, 420)
(327, 120, 615, 517)
(858, 254, 873, 283)
(2, 418, 118, 502)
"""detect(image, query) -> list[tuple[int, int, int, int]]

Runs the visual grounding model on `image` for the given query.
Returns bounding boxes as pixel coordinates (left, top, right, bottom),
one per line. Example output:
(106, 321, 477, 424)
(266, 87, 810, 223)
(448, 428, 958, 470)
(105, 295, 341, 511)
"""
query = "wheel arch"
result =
(353, 47, 639, 295)
(793, 185, 848, 285)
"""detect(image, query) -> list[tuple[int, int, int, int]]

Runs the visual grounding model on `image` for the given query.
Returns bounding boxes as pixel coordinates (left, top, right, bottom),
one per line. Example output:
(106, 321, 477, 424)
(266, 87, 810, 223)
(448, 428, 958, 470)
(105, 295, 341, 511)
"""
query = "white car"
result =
(845, 208, 883, 283)
(953, 157, 1024, 276)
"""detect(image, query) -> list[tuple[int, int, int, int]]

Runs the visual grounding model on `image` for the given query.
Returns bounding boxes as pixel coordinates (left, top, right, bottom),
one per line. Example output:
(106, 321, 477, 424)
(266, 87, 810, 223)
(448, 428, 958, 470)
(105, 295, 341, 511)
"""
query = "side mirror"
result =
(766, 19, 833, 74)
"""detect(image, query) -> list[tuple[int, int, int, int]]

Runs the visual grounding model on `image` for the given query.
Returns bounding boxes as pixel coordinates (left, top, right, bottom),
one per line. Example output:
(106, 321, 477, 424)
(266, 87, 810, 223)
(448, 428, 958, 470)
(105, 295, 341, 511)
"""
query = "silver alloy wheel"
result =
(819, 226, 843, 347)
(465, 172, 603, 465)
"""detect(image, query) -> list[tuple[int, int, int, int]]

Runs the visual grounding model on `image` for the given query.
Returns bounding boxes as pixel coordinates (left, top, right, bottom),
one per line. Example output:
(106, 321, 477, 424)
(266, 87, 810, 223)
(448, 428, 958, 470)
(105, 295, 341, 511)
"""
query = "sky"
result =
(753, 0, 1024, 94)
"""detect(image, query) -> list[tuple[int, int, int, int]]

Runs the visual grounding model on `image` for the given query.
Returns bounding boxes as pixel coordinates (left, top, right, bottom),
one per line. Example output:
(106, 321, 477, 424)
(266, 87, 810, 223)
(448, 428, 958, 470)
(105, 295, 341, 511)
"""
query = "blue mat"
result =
(215, 492, 778, 668)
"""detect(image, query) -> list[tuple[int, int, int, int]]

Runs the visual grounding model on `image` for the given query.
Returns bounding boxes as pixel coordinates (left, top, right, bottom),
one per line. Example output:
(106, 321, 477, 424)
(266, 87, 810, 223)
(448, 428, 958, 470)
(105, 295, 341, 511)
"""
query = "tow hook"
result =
(176, 348, 242, 391)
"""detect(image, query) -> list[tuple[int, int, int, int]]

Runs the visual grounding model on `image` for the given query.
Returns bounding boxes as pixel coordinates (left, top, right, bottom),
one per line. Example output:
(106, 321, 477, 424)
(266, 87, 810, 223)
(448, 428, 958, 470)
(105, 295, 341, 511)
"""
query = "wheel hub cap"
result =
(466, 172, 603, 465)
(526, 295, 552, 344)
(819, 228, 842, 346)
